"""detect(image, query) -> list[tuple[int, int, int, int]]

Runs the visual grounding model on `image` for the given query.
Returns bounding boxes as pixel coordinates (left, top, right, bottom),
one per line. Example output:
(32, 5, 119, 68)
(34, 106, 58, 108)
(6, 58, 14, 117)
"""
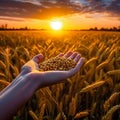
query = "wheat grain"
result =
(39, 56, 76, 71)
(0, 80, 10, 86)
(55, 113, 62, 120)
(102, 105, 120, 120)
(71, 97, 76, 116)
(39, 103, 46, 120)
(84, 57, 98, 67)
(0, 60, 6, 70)
(74, 111, 89, 119)
(104, 92, 120, 112)
(96, 61, 108, 71)
(107, 69, 120, 75)
(80, 81, 105, 93)
(28, 110, 38, 120)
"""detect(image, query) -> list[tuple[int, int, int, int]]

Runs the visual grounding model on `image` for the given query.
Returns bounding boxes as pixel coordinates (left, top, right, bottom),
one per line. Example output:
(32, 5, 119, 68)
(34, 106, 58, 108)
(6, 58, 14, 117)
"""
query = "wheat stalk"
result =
(80, 81, 105, 93)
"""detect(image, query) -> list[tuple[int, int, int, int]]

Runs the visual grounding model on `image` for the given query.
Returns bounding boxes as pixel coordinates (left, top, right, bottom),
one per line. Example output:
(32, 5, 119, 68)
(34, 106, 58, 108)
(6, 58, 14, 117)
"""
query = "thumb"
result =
(32, 54, 44, 63)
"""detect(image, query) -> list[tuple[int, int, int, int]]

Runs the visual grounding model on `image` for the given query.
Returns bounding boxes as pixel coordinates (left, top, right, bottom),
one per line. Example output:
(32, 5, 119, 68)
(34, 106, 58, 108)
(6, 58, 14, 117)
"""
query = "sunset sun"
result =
(50, 21, 62, 30)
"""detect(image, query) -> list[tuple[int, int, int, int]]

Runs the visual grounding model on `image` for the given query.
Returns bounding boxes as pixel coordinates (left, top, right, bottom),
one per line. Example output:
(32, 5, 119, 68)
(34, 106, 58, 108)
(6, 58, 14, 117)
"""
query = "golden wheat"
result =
(74, 111, 89, 119)
(38, 103, 46, 120)
(55, 113, 62, 120)
(107, 69, 120, 75)
(80, 81, 106, 93)
(102, 105, 120, 120)
(0, 31, 120, 120)
(0, 60, 6, 70)
(28, 110, 38, 120)
(84, 57, 98, 68)
(0, 72, 7, 79)
(104, 92, 120, 112)
(0, 79, 10, 86)
(96, 61, 108, 71)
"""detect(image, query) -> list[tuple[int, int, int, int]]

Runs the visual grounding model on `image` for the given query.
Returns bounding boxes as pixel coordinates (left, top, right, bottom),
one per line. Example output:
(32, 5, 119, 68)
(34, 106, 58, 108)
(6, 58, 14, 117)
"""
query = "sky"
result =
(0, 0, 120, 30)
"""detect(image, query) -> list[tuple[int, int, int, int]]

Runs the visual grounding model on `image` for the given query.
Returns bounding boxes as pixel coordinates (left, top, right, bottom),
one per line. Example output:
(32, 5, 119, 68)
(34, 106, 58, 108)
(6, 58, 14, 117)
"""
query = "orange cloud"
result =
(0, 0, 120, 20)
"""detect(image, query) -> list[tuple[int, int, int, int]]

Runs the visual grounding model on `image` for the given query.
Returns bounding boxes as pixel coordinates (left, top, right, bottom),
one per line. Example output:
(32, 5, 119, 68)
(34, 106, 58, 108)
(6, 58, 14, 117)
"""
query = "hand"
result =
(20, 51, 85, 89)
(0, 51, 85, 120)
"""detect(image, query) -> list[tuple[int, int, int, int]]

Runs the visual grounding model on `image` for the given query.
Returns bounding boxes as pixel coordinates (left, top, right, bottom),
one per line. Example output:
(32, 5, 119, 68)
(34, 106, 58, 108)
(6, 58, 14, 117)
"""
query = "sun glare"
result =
(50, 21, 62, 30)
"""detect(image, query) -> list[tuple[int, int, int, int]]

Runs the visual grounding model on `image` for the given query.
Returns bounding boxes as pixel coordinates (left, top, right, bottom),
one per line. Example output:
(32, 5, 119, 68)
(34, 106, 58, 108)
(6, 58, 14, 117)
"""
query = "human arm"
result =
(0, 52, 85, 120)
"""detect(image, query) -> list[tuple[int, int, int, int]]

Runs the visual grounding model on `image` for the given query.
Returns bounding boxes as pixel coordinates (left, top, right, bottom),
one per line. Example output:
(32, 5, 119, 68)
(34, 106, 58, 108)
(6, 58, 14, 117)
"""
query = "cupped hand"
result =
(20, 51, 85, 88)
(0, 51, 85, 120)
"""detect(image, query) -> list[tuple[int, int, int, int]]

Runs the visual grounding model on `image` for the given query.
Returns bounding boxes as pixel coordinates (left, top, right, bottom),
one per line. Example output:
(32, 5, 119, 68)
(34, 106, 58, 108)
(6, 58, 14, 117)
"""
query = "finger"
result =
(57, 53, 64, 57)
(64, 51, 73, 58)
(74, 54, 81, 63)
(33, 54, 44, 63)
(74, 57, 85, 72)
(68, 52, 78, 60)
(68, 57, 85, 75)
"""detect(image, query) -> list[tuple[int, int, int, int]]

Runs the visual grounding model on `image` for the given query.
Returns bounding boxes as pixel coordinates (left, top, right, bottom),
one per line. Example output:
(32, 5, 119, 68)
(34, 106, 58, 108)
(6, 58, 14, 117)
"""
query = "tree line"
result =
(0, 24, 120, 31)
(0, 24, 29, 30)
(89, 26, 120, 31)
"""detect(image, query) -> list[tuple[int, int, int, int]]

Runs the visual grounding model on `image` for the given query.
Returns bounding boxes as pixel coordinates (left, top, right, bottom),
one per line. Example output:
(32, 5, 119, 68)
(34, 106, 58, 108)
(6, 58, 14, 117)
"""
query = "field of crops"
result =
(0, 30, 120, 120)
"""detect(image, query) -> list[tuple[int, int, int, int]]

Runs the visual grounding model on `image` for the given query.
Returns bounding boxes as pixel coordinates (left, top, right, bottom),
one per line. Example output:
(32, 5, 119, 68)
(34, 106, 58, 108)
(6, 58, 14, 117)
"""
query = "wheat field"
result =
(0, 30, 120, 120)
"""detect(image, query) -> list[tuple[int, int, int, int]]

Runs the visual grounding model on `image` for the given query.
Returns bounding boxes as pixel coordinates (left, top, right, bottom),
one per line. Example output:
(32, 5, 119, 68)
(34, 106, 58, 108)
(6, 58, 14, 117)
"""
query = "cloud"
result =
(0, 16, 26, 21)
(106, 0, 120, 16)
(0, 0, 120, 20)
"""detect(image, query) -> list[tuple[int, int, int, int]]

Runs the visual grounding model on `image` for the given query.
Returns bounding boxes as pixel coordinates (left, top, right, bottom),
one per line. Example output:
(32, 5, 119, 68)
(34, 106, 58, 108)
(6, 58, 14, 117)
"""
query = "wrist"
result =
(24, 73, 41, 92)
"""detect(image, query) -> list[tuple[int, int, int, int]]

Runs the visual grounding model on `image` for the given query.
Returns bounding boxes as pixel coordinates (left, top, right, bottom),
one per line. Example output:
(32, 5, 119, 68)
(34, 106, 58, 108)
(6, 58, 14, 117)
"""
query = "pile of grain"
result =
(39, 56, 76, 71)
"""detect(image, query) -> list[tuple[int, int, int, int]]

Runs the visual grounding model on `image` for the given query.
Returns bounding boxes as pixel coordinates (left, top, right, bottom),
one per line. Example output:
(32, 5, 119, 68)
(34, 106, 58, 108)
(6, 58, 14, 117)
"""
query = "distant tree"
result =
(117, 26, 120, 31)
(24, 26, 28, 30)
(4, 24, 8, 29)
(89, 28, 94, 30)
(94, 27, 98, 31)
(109, 27, 113, 31)
(1, 24, 4, 30)
(100, 27, 104, 31)
(0, 24, 8, 30)
(113, 27, 117, 31)
(100, 27, 107, 31)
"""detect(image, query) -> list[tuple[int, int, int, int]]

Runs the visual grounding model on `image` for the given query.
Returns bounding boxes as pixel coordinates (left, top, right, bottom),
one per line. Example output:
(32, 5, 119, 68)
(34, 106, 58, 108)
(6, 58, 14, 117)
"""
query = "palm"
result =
(21, 52, 85, 88)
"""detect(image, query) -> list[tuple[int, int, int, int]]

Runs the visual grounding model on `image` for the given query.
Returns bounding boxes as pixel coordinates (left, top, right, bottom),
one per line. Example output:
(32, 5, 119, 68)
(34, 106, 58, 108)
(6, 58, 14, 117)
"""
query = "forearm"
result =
(0, 75, 38, 120)
(0, 73, 24, 96)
